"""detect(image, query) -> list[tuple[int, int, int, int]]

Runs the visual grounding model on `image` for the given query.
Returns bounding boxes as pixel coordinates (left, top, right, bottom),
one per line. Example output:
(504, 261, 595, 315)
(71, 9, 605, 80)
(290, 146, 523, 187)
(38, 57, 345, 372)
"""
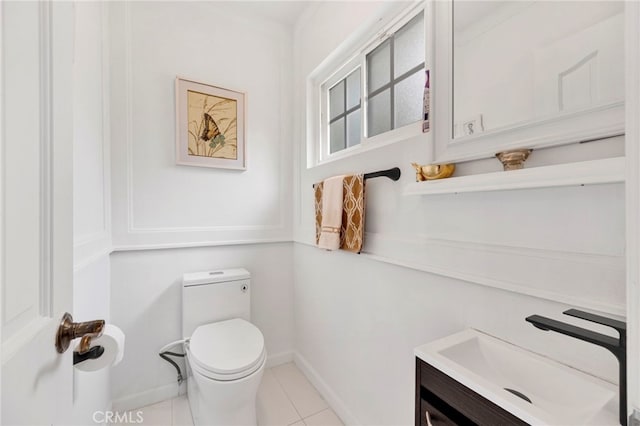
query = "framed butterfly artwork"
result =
(175, 77, 246, 170)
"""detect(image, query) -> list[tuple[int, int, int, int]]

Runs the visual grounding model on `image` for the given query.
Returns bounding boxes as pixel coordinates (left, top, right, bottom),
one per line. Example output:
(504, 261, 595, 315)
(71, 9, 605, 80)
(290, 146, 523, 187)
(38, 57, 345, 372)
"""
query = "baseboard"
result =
(266, 351, 293, 368)
(111, 381, 187, 413)
(111, 352, 291, 412)
(293, 352, 360, 426)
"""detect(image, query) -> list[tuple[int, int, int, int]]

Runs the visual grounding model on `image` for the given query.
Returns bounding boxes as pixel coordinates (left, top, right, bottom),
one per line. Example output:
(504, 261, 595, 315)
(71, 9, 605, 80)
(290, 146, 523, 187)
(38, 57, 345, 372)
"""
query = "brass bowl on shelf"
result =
(495, 149, 532, 171)
(411, 163, 455, 181)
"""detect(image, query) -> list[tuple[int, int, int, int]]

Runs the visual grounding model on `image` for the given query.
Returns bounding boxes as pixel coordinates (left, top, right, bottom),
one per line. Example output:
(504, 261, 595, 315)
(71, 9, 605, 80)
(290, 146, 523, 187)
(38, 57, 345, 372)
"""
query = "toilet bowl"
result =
(181, 269, 265, 426)
(185, 318, 266, 426)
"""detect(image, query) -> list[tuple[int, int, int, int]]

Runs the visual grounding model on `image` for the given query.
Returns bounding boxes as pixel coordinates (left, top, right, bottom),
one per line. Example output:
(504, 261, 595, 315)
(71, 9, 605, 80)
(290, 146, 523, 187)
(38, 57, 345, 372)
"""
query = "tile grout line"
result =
(302, 407, 332, 421)
(159, 368, 332, 426)
(272, 364, 335, 425)
(270, 366, 306, 422)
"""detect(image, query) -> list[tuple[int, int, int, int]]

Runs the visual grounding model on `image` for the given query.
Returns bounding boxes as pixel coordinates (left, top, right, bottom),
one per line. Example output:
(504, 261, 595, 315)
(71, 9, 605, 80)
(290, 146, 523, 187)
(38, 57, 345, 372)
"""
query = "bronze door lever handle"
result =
(55, 312, 105, 354)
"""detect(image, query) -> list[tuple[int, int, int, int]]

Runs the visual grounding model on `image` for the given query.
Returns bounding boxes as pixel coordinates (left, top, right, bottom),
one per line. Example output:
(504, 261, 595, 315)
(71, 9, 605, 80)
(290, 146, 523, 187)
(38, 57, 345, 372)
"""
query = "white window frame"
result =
(320, 57, 362, 159)
(308, 1, 428, 167)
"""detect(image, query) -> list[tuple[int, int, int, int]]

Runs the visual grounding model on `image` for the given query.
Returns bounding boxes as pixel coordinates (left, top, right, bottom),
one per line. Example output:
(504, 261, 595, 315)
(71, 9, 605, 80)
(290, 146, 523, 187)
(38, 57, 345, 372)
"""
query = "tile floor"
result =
(121, 362, 343, 426)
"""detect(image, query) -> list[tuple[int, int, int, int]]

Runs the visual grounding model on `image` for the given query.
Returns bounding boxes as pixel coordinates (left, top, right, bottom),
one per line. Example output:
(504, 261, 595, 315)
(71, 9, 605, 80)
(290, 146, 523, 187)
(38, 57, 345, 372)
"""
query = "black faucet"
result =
(526, 309, 626, 425)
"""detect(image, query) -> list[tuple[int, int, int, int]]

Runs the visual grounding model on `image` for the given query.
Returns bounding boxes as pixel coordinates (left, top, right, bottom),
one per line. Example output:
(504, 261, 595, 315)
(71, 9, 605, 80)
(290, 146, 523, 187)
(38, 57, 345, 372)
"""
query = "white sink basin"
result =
(415, 329, 618, 425)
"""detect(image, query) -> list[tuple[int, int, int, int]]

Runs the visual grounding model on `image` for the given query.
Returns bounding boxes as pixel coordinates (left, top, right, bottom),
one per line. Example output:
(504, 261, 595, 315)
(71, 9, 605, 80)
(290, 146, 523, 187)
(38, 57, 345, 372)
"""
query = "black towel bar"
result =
(312, 167, 401, 188)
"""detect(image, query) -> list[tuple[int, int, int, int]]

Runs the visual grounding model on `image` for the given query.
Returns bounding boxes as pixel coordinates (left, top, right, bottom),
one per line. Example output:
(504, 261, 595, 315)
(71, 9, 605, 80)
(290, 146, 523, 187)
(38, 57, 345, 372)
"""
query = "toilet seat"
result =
(188, 318, 265, 381)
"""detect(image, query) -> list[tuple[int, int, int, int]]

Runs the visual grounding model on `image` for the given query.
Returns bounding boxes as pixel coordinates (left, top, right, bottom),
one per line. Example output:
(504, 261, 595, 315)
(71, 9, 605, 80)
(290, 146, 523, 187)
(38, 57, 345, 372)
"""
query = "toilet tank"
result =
(182, 268, 251, 338)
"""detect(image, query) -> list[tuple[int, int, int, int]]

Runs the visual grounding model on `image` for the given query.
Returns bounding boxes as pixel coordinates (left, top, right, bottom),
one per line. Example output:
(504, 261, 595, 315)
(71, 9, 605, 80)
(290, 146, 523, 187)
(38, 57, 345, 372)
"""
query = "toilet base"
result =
(186, 354, 265, 426)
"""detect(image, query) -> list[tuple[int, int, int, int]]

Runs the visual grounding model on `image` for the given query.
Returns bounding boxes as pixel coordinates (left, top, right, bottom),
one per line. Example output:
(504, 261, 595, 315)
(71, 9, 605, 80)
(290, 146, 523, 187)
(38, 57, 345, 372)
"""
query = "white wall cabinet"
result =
(430, 0, 625, 164)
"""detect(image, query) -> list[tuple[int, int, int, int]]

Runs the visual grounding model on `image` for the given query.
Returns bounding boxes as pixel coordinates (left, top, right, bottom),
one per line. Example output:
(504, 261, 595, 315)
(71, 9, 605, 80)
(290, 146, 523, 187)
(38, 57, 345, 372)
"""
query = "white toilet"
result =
(182, 268, 266, 426)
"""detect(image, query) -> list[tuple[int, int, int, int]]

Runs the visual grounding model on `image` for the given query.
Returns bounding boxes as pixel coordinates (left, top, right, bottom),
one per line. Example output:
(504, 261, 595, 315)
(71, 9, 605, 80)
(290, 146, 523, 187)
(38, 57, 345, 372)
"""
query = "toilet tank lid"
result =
(183, 268, 250, 286)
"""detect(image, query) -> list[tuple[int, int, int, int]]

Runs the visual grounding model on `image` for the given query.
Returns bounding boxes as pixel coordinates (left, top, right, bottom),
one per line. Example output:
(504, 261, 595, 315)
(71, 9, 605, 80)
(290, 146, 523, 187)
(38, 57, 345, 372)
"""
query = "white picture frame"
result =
(175, 77, 246, 170)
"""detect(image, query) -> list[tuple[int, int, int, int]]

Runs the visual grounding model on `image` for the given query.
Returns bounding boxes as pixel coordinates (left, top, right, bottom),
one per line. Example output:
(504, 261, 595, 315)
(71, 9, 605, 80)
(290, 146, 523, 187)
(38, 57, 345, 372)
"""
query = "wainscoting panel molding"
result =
(109, 2, 293, 249)
(294, 229, 625, 316)
(73, 2, 112, 268)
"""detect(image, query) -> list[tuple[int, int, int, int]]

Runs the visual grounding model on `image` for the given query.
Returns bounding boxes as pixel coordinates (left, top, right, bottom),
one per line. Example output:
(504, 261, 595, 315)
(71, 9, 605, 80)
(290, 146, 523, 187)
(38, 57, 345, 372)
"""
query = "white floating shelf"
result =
(404, 157, 625, 196)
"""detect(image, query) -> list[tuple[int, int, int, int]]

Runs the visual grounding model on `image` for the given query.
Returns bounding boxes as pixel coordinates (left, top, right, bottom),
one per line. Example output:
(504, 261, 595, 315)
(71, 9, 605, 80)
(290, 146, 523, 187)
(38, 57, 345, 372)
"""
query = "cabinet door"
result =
(420, 399, 457, 426)
(417, 359, 526, 425)
(432, 0, 625, 163)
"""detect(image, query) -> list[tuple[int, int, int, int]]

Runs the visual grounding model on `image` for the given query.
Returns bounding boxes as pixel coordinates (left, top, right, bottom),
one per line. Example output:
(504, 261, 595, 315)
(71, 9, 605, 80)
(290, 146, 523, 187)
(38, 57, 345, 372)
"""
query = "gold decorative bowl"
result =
(495, 149, 532, 171)
(411, 163, 455, 181)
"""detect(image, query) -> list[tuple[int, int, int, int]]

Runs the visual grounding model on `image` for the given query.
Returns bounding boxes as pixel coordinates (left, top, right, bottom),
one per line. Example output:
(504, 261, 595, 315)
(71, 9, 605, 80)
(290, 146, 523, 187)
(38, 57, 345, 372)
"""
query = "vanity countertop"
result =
(415, 329, 618, 426)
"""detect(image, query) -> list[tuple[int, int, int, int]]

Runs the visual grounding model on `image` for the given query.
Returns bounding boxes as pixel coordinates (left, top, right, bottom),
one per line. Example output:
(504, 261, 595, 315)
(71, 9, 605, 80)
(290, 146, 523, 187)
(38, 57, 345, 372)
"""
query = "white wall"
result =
(72, 257, 111, 425)
(294, 245, 622, 426)
(109, 1, 292, 249)
(292, 2, 625, 425)
(107, 1, 294, 409)
(72, 2, 112, 424)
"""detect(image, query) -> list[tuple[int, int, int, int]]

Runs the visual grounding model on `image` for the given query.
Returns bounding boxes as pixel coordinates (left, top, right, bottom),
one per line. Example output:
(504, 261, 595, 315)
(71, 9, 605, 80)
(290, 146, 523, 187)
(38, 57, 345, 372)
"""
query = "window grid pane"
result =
(347, 110, 361, 148)
(368, 89, 391, 137)
(394, 13, 425, 78)
(328, 67, 362, 155)
(330, 118, 346, 153)
(329, 81, 345, 120)
(366, 40, 391, 94)
(394, 69, 424, 128)
(346, 69, 361, 110)
(365, 11, 425, 137)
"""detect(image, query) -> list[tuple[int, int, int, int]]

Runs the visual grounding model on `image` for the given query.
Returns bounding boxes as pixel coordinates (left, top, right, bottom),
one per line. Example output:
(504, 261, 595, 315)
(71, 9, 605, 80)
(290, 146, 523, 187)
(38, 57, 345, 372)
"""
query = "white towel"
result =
(317, 175, 346, 250)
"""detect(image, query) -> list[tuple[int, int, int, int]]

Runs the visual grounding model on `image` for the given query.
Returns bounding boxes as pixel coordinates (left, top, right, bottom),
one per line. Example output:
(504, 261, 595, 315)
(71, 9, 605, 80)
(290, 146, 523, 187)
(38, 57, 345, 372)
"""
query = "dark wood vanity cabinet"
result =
(415, 358, 529, 426)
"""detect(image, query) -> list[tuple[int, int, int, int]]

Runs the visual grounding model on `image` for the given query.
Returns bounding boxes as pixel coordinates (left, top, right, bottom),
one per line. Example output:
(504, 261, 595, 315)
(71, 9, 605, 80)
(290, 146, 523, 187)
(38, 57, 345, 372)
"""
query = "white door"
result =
(1, 2, 76, 424)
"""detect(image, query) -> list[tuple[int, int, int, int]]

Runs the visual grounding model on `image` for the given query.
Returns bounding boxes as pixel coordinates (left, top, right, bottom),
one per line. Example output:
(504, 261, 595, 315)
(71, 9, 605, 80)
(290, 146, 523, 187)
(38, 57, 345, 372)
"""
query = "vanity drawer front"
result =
(417, 358, 528, 426)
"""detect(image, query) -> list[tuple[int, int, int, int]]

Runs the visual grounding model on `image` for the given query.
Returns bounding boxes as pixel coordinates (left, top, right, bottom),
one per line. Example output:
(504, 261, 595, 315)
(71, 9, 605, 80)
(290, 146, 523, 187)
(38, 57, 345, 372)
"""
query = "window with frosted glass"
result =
(366, 12, 425, 137)
(329, 68, 361, 154)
